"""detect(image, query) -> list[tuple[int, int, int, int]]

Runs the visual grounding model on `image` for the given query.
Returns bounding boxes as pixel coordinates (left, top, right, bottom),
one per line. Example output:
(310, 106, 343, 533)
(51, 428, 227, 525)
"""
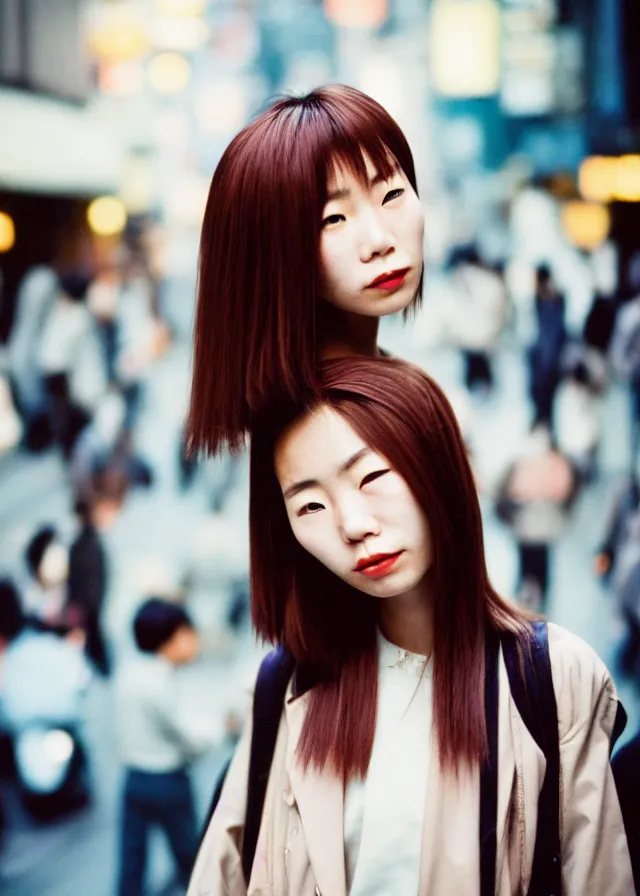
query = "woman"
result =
(190, 356, 631, 895)
(188, 84, 425, 455)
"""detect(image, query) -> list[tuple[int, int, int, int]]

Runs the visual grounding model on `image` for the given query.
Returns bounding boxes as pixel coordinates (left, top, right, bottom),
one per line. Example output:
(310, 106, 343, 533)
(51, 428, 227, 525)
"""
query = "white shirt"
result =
(344, 631, 433, 895)
(115, 654, 219, 772)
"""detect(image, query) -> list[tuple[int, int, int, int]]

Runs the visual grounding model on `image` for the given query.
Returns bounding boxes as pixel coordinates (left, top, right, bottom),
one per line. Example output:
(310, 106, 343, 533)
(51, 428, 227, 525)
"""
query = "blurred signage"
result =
(0, 0, 91, 101)
(500, 5, 584, 116)
(0, 88, 123, 195)
(430, 1, 501, 99)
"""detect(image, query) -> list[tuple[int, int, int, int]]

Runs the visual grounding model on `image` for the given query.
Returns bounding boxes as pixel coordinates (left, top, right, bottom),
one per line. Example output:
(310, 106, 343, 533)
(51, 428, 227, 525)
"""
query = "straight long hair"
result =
(250, 356, 531, 780)
(188, 85, 419, 456)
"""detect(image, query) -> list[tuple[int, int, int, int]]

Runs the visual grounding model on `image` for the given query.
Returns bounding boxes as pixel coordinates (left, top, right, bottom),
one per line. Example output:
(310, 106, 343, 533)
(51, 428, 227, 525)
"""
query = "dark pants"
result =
(85, 614, 110, 677)
(518, 542, 550, 608)
(117, 768, 197, 896)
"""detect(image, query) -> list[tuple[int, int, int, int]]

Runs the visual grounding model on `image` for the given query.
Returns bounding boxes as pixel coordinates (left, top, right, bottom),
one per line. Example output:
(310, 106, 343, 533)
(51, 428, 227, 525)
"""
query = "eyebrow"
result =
(325, 163, 400, 203)
(282, 448, 371, 501)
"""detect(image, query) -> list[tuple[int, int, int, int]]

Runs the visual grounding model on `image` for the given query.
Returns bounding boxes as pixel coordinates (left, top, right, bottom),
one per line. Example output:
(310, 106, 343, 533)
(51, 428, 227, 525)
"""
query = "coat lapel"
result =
(285, 688, 348, 896)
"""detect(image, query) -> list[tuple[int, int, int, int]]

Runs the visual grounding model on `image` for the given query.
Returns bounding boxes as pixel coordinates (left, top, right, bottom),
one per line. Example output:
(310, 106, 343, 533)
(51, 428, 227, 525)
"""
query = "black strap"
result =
(502, 622, 562, 896)
(480, 626, 500, 896)
(241, 646, 295, 883)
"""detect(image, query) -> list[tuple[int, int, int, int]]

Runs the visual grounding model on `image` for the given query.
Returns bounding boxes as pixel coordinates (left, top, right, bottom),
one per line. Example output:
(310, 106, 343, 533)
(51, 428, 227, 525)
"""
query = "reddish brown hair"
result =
(188, 85, 419, 456)
(250, 356, 531, 779)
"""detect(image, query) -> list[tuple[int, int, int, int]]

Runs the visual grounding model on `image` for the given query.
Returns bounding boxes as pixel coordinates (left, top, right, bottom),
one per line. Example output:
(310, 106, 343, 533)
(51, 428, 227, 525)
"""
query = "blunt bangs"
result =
(188, 85, 420, 458)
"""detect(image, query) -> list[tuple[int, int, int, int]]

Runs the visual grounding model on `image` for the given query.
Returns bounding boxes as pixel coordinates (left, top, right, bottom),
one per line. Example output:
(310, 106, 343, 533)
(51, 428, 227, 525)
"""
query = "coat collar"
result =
(284, 679, 348, 896)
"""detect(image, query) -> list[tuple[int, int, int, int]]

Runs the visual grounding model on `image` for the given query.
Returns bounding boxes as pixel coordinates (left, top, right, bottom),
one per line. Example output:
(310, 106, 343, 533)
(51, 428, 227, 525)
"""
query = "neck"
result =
(318, 304, 380, 360)
(376, 570, 435, 657)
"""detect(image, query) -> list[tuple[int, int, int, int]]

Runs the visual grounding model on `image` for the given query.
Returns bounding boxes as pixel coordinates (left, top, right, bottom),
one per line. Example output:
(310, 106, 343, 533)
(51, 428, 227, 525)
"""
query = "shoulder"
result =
(546, 623, 618, 741)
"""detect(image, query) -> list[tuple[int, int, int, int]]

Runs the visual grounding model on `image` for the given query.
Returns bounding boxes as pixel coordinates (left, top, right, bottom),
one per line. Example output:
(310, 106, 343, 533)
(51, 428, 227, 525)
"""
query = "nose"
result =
(359, 208, 394, 263)
(337, 496, 381, 545)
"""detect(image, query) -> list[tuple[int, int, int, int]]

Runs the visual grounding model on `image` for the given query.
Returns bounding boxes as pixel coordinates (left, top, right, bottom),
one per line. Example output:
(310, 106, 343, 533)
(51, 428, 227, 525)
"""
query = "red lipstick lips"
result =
(354, 551, 403, 579)
(366, 268, 409, 291)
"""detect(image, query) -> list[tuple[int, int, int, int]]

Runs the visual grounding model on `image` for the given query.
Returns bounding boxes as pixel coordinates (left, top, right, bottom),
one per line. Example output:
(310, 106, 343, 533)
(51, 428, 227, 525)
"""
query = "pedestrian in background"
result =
(67, 465, 128, 677)
(115, 598, 217, 896)
(529, 264, 567, 430)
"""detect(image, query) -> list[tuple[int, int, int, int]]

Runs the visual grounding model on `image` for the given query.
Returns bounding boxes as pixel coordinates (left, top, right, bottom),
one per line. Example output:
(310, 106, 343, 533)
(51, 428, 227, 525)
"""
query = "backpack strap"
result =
(241, 646, 295, 884)
(501, 621, 562, 896)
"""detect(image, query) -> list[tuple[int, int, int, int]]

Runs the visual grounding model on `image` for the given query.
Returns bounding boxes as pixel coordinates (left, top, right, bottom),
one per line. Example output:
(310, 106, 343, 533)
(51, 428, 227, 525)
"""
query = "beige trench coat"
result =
(188, 624, 633, 895)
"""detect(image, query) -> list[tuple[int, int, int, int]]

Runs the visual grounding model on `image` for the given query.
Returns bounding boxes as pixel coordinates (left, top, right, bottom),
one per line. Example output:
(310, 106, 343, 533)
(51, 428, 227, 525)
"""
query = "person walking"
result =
(115, 599, 217, 896)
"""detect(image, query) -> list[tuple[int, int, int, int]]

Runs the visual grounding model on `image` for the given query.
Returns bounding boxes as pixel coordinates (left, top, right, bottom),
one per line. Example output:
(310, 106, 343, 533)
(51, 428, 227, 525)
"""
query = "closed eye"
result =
(360, 470, 389, 488)
(382, 188, 404, 204)
(297, 501, 325, 517)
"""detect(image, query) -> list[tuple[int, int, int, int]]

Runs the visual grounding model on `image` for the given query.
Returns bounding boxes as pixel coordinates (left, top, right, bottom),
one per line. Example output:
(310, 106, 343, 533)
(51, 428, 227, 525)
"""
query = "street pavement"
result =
(0, 302, 638, 895)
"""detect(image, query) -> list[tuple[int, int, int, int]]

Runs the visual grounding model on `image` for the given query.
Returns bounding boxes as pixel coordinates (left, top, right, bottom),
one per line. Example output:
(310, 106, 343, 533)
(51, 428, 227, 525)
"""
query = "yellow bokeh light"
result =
(617, 155, 640, 202)
(87, 196, 127, 237)
(430, 0, 501, 98)
(154, 0, 206, 15)
(578, 156, 617, 203)
(86, 4, 149, 63)
(147, 52, 191, 94)
(0, 212, 16, 253)
(579, 154, 640, 203)
(561, 201, 610, 251)
(324, 0, 388, 28)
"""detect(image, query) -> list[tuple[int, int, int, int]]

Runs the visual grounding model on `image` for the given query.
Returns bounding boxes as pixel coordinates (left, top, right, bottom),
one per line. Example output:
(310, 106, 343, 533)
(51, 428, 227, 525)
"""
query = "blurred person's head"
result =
(76, 463, 129, 531)
(535, 263, 553, 295)
(59, 272, 91, 303)
(188, 84, 424, 456)
(25, 526, 68, 588)
(249, 356, 528, 777)
(0, 579, 25, 647)
(133, 598, 199, 665)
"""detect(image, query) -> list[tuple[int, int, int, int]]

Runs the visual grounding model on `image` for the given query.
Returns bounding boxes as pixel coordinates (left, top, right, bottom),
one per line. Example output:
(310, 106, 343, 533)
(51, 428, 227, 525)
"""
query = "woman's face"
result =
(275, 406, 432, 599)
(318, 152, 425, 318)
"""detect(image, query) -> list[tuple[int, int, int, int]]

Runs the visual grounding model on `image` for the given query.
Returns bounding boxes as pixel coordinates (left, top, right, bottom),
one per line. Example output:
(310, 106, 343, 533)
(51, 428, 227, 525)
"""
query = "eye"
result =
(360, 469, 389, 488)
(382, 188, 404, 205)
(322, 213, 345, 228)
(297, 501, 325, 517)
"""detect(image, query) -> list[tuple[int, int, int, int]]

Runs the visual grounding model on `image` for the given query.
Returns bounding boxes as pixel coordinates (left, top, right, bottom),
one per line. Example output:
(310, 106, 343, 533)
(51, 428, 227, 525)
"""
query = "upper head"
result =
(133, 598, 199, 665)
(25, 525, 68, 587)
(535, 263, 553, 292)
(188, 85, 424, 455)
(250, 356, 495, 670)
(77, 463, 129, 531)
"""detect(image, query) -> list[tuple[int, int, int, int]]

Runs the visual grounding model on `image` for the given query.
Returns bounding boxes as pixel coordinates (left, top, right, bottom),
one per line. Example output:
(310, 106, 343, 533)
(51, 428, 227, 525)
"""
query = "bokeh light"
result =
(87, 196, 128, 237)
(147, 52, 192, 94)
(85, 2, 149, 63)
(430, 0, 501, 98)
(324, 0, 388, 29)
(561, 200, 610, 250)
(0, 211, 16, 252)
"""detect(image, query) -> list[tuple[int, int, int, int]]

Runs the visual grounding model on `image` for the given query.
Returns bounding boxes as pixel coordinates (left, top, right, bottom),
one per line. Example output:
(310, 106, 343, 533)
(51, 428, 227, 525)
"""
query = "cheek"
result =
(289, 517, 344, 571)
(319, 235, 350, 290)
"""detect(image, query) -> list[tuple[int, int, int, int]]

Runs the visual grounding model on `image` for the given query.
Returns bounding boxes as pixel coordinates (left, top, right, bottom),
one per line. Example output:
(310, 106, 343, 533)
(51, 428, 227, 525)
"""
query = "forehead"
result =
(326, 148, 398, 190)
(275, 407, 368, 487)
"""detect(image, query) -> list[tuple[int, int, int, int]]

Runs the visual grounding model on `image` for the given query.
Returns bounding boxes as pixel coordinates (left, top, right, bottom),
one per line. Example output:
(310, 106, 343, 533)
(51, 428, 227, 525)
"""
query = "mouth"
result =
(366, 268, 410, 291)
(354, 551, 404, 578)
